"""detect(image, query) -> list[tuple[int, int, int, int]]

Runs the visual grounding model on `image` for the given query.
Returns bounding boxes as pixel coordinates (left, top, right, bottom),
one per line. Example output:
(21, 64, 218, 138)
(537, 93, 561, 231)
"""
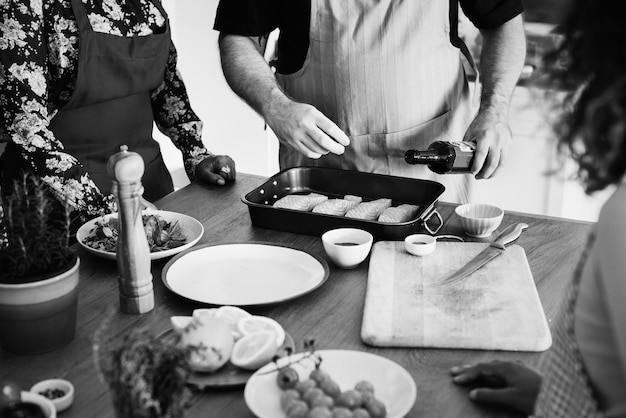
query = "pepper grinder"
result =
(107, 145, 154, 314)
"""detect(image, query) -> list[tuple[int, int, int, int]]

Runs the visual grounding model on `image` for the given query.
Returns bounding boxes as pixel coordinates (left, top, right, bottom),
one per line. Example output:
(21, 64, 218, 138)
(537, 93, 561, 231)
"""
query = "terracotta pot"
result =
(0, 256, 80, 354)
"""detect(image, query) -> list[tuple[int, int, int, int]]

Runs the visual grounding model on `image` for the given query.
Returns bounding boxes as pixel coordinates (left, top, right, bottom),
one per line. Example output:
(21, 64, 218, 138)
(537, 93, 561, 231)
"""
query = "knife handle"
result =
(490, 223, 528, 250)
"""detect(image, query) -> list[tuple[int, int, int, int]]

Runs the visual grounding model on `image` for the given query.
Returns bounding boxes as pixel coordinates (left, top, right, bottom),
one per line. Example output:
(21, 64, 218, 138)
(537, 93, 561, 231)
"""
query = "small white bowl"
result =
(455, 204, 504, 238)
(321, 228, 374, 269)
(404, 234, 436, 256)
(30, 379, 73, 413)
(21, 391, 56, 418)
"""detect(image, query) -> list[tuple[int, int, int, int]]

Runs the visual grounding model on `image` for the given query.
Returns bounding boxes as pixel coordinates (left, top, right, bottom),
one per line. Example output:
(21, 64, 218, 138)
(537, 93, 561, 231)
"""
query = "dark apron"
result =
(2, 0, 173, 202)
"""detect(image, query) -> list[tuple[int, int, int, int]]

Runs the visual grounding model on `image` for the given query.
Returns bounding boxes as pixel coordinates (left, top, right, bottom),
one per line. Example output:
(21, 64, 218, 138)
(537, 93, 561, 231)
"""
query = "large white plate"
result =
(244, 349, 417, 418)
(76, 210, 204, 260)
(162, 243, 329, 306)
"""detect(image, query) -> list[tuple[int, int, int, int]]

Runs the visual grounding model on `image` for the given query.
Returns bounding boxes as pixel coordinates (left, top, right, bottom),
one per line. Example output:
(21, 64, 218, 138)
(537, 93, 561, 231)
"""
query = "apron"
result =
(2, 0, 173, 202)
(533, 233, 604, 418)
(275, 0, 476, 203)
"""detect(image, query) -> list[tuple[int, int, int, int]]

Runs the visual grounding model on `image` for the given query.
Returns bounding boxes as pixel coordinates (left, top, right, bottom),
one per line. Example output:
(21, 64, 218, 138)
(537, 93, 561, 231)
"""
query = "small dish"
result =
(321, 228, 374, 269)
(20, 391, 56, 418)
(404, 234, 436, 256)
(455, 204, 504, 238)
(30, 379, 73, 413)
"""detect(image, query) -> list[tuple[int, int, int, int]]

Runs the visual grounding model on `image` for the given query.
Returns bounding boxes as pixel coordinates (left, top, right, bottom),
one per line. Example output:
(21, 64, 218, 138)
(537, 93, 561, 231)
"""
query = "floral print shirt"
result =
(0, 0, 211, 220)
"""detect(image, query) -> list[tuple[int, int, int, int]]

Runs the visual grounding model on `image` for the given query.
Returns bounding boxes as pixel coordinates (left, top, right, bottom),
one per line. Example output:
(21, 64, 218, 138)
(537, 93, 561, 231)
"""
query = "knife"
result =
(438, 223, 529, 286)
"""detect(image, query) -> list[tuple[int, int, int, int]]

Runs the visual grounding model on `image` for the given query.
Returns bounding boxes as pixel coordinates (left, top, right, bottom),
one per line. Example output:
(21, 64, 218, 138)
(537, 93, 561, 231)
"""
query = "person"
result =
(450, 1, 626, 416)
(213, 0, 525, 203)
(0, 0, 236, 223)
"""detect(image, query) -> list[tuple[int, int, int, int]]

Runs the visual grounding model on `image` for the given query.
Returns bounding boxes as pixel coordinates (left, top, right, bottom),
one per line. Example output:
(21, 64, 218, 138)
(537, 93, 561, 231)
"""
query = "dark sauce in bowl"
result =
(334, 242, 359, 246)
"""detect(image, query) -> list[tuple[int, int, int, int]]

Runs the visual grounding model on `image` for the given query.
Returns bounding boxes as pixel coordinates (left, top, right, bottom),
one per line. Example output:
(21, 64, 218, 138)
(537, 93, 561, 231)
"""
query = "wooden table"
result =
(1, 173, 593, 418)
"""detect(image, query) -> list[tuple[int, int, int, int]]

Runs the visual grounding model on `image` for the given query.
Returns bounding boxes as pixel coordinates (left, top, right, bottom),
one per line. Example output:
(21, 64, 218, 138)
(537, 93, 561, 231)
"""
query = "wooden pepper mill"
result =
(107, 145, 154, 314)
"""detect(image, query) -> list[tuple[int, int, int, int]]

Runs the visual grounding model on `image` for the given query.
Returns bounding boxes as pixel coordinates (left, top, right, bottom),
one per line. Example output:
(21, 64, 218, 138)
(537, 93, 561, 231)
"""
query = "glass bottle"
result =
(404, 141, 476, 174)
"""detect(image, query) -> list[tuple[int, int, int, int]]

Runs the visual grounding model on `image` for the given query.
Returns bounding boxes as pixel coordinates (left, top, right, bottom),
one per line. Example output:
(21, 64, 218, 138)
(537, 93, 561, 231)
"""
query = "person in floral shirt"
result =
(0, 0, 236, 223)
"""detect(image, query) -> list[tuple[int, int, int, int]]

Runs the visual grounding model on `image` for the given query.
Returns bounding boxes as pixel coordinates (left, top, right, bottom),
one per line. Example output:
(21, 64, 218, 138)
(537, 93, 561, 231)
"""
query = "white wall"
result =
(155, 0, 279, 189)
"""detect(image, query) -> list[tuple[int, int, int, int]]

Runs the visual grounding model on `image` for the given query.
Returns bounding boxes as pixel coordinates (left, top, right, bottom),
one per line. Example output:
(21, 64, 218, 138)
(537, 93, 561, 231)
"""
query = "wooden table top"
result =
(1, 173, 593, 418)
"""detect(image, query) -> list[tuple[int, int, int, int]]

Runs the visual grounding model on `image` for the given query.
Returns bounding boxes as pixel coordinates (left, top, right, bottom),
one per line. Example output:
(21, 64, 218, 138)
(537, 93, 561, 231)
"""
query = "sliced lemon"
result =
(236, 315, 285, 347)
(192, 308, 219, 319)
(215, 306, 252, 340)
(179, 315, 234, 372)
(170, 316, 193, 334)
(230, 331, 278, 370)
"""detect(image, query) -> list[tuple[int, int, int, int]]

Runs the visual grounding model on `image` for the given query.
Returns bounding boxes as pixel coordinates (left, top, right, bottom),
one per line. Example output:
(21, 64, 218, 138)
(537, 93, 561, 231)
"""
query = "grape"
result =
(336, 390, 363, 409)
(363, 397, 387, 418)
(302, 387, 325, 405)
(331, 407, 354, 418)
(285, 400, 309, 418)
(277, 367, 300, 390)
(295, 379, 317, 395)
(308, 406, 333, 418)
(318, 379, 341, 398)
(280, 389, 301, 410)
(354, 380, 375, 395)
(309, 368, 330, 384)
(309, 394, 335, 409)
(352, 408, 372, 418)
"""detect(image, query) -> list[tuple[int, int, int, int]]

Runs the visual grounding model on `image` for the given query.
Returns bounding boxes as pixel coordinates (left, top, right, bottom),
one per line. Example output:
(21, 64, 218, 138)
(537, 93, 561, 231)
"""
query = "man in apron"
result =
(1, 0, 235, 223)
(214, 0, 525, 203)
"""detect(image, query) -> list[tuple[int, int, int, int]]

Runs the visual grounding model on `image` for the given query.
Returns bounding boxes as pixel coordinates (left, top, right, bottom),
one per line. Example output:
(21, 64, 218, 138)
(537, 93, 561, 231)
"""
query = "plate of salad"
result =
(77, 210, 204, 260)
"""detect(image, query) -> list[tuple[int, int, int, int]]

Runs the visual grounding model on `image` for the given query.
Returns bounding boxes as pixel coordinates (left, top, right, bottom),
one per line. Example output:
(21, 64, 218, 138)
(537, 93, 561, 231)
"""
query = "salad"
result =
(83, 214, 187, 252)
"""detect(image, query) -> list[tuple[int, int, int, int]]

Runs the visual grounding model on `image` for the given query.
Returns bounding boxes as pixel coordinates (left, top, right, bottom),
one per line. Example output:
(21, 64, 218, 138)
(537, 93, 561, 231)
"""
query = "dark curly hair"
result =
(545, 1, 626, 193)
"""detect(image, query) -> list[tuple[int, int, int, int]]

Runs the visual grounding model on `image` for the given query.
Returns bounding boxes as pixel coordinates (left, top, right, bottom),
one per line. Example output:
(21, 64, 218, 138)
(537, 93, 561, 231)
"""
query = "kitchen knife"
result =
(438, 223, 529, 286)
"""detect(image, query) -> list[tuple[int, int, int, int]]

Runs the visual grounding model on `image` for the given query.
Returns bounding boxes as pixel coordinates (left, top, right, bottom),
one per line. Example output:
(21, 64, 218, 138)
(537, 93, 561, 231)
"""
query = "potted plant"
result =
(0, 173, 80, 354)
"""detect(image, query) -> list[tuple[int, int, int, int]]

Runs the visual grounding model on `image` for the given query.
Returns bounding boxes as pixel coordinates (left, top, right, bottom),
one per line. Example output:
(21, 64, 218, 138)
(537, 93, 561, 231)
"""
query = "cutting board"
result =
(361, 241, 552, 351)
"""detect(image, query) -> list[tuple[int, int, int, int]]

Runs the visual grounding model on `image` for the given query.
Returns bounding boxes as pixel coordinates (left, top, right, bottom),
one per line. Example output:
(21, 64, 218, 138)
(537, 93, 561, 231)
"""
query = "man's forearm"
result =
(478, 15, 526, 118)
(218, 33, 289, 120)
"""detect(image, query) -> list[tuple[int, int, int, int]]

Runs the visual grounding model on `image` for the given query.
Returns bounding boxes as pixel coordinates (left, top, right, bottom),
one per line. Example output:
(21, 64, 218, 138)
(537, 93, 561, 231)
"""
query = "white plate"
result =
(76, 210, 203, 260)
(162, 243, 329, 306)
(244, 349, 417, 418)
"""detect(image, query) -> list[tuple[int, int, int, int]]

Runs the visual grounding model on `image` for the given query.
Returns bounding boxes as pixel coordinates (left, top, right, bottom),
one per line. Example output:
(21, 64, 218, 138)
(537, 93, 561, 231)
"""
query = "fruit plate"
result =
(76, 209, 203, 260)
(244, 349, 417, 418)
(158, 329, 296, 388)
(162, 242, 330, 306)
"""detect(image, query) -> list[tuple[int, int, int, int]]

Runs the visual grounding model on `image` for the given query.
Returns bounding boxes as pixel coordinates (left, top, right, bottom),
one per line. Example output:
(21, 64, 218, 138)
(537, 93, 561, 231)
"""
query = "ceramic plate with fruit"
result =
(244, 349, 417, 418)
(160, 306, 295, 388)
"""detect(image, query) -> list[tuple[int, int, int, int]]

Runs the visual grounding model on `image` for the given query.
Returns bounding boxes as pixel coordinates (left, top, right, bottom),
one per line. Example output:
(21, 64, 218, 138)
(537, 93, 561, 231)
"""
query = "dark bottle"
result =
(404, 141, 476, 174)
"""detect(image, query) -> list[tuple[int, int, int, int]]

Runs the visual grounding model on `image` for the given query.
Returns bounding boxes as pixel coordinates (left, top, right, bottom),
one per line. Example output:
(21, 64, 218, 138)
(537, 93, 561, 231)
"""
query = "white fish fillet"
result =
(273, 193, 328, 211)
(378, 204, 419, 223)
(345, 198, 392, 220)
(312, 198, 360, 216)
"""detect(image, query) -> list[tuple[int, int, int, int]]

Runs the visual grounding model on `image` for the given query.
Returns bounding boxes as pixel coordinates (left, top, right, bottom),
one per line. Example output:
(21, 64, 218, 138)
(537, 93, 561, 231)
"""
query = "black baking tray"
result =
(242, 167, 445, 241)
(241, 167, 445, 241)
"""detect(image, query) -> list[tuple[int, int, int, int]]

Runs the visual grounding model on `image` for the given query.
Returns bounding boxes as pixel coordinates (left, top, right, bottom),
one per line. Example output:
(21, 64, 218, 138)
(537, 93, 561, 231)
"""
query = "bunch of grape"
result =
(276, 366, 387, 418)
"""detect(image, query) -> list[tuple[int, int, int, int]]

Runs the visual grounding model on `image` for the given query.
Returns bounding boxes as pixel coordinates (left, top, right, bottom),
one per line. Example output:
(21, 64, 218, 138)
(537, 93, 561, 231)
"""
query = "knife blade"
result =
(438, 223, 529, 286)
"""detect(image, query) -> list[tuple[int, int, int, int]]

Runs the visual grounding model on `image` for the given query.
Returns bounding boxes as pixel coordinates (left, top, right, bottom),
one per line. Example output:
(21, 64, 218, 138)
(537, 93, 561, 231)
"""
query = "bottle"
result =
(404, 140, 476, 174)
(107, 145, 154, 314)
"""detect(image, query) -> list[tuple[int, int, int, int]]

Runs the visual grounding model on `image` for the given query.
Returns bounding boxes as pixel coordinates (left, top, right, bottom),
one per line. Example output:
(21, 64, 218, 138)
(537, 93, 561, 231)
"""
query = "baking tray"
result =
(242, 167, 445, 241)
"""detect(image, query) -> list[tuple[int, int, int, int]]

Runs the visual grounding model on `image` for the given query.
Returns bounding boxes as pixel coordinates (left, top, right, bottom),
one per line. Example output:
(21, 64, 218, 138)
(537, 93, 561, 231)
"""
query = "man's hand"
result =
(450, 360, 541, 415)
(463, 110, 512, 179)
(265, 95, 350, 159)
(195, 155, 236, 186)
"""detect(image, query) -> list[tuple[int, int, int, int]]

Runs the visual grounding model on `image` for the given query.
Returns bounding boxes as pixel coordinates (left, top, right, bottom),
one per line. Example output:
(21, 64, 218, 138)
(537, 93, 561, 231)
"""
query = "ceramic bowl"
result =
(455, 204, 504, 238)
(20, 391, 56, 418)
(404, 234, 436, 256)
(30, 379, 73, 413)
(321, 228, 374, 269)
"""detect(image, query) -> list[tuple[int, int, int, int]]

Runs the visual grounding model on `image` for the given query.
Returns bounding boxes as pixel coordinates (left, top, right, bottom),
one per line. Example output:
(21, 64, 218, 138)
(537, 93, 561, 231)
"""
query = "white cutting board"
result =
(361, 241, 552, 351)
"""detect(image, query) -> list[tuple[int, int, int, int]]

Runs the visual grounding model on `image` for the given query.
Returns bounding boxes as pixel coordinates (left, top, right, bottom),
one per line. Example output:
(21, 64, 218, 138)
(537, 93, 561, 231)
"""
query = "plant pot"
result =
(0, 255, 80, 354)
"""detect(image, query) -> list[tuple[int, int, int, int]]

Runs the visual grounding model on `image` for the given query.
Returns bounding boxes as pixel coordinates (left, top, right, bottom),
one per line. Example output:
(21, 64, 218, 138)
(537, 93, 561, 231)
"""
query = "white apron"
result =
(275, 0, 476, 203)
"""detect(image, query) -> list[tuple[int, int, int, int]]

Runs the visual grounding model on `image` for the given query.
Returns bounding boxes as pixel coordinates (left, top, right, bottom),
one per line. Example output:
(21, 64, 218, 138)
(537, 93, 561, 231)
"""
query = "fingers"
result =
(196, 155, 236, 186)
(450, 361, 510, 386)
(465, 118, 512, 179)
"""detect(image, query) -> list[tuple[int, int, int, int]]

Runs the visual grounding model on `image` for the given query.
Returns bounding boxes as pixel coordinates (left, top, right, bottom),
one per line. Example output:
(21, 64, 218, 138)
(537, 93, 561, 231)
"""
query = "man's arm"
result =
(218, 34, 349, 159)
(464, 15, 526, 179)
